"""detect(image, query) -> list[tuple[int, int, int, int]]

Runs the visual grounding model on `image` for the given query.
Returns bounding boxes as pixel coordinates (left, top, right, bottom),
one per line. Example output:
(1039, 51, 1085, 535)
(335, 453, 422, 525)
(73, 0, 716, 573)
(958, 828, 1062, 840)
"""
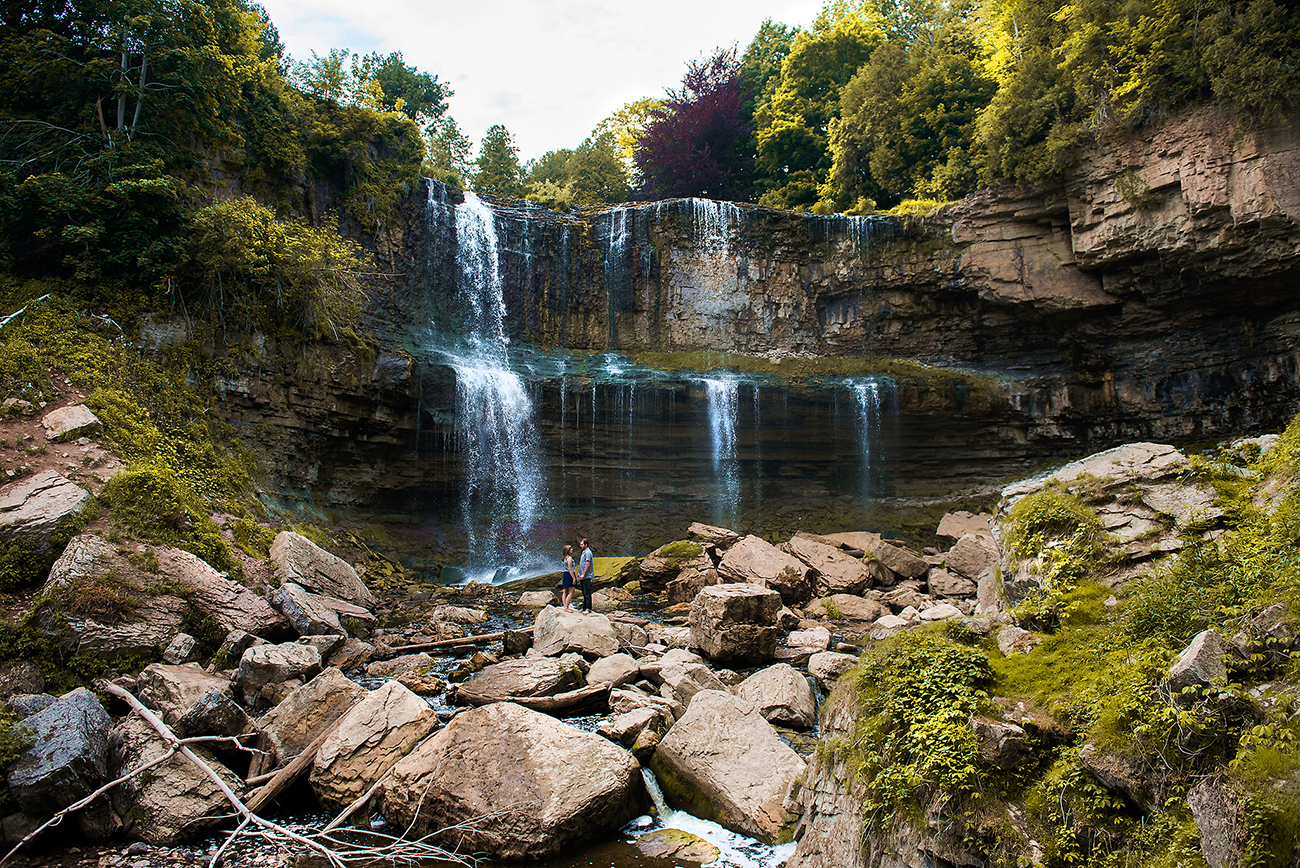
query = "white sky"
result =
(257, 0, 826, 164)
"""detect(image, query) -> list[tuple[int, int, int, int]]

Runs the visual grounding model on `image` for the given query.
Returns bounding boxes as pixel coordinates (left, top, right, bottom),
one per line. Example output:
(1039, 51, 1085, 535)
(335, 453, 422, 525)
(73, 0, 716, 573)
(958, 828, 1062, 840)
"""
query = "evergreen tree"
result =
(473, 124, 524, 198)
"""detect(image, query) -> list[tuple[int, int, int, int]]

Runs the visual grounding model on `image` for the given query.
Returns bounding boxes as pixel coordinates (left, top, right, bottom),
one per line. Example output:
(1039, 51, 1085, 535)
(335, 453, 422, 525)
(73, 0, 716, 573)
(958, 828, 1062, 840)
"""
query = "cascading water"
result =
(702, 377, 741, 529)
(440, 191, 546, 572)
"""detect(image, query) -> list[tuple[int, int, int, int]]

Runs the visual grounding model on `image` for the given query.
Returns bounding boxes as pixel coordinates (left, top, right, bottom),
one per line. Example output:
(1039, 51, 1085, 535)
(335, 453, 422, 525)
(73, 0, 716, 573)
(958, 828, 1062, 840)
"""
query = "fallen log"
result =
(246, 717, 344, 813)
(457, 685, 609, 717)
(376, 627, 530, 659)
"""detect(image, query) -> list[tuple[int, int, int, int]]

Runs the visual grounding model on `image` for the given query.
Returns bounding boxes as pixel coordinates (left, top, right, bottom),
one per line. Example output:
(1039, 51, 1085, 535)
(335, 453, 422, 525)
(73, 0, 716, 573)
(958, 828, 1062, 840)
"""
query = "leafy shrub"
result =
(232, 517, 276, 558)
(0, 337, 53, 403)
(1005, 488, 1103, 560)
(0, 538, 45, 590)
(101, 467, 241, 577)
(848, 631, 994, 822)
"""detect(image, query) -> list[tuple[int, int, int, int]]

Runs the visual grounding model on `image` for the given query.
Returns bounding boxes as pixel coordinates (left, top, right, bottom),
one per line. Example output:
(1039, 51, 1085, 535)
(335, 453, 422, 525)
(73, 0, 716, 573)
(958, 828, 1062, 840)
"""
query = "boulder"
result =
(587, 653, 640, 688)
(873, 543, 929, 580)
(650, 690, 805, 843)
(639, 542, 711, 593)
(735, 664, 817, 730)
(869, 614, 909, 640)
(7, 694, 56, 718)
(0, 661, 44, 700)
(269, 531, 374, 608)
(0, 471, 92, 562)
(171, 690, 253, 741)
(997, 626, 1040, 656)
(533, 606, 619, 658)
(41, 404, 101, 442)
(806, 594, 884, 622)
(45, 594, 189, 662)
(298, 634, 345, 660)
(1079, 743, 1155, 812)
(42, 533, 118, 592)
(610, 687, 683, 722)
(944, 535, 997, 582)
(968, 716, 1033, 769)
(822, 531, 883, 554)
(214, 630, 265, 669)
(310, 681, 438, 810)
(881, 582, 931, 613)
(656, 662, 729, 708)
(664, 555, 721, 605)
(254, 668, 366, 763)
(636, 828, 721, 863)
(154, 547, 288, 638)
(808, 652, 858, 690)
(787, 626, 832, 651)
(270, 582, 376, 638)
(136, 664, 231, 726)
(365, 652, 435, 679)
(690, 584, 782, 666)
(611, 619, 649, 651)
(7, 688, 112, 818)
(784, 536, 870, 596)
(379, 702, 643, 860)
(1168, 629, 1227, 692)
(110, 715, 239, 845)
(919, 602, 964, 621)
(433, 605, 488, 625)
(456, 657, 584, 706)
(927, 569, 977, 598)
(1188, 775, 1251, 868)
(161, 634, 197, 665)
(597, 706, 669, 748)
(687, 522, 741, 548)
(936, 512, 993, 541)
(517, 591, 556, 608)
(235, 642, 322, 702)
(717, 536, 812, 606)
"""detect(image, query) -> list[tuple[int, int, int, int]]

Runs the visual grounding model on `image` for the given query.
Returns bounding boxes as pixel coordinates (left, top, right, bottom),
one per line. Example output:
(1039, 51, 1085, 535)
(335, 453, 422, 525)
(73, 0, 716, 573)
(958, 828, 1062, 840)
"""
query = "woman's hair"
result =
(562, 544, 573, 557)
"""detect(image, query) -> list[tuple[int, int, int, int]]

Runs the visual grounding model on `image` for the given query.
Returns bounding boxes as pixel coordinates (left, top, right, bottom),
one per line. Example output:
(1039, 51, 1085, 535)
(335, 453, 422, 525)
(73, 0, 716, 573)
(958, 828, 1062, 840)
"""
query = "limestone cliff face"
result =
(212, 105, 1300, 529)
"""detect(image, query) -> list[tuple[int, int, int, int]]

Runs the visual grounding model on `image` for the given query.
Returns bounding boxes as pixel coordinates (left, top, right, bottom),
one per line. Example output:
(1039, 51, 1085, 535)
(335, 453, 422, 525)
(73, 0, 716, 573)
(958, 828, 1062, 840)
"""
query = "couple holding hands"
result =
(560, 538, 594, 612)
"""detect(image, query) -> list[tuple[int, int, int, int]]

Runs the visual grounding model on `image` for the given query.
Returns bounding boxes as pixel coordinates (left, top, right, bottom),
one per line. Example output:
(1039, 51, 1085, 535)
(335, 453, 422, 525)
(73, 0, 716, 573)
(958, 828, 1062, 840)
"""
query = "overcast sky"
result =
(257, 0, 826, 164)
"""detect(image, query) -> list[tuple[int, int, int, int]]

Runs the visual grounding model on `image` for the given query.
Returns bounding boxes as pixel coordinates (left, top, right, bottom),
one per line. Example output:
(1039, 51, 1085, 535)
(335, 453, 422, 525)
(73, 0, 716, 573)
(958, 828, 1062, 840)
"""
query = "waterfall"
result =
(849, 377, 893, 498)
(702, 377, 740, 528)
(640, 768, 672, 819)
(441, 191, 546, 570)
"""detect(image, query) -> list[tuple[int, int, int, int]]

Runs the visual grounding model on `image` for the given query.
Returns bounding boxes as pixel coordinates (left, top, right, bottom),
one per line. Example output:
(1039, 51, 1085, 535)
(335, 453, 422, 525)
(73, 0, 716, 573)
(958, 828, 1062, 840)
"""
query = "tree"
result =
(369, 51, 452, 128)
(633, 47, 753, 201)
(753, 11, 883, 208)
(473, 124, 524, 198)
(567, 131, 631, 203)
(425, 116, 474, 186)
(592, 97, 663, 179)
(825, 7, 994, 208)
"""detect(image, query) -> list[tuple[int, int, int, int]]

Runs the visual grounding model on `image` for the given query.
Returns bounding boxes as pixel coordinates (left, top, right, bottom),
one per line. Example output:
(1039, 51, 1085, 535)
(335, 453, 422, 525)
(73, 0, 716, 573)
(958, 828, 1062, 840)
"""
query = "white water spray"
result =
(702, 377, 741, 528)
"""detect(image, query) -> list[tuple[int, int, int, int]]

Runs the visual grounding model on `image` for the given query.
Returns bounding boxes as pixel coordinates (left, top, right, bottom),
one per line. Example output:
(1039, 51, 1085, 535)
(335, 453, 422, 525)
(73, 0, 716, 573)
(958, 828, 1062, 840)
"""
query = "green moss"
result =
(101, 468, 241, 578)
(232, 517, 276, 558)
(657, 540, 704, 571)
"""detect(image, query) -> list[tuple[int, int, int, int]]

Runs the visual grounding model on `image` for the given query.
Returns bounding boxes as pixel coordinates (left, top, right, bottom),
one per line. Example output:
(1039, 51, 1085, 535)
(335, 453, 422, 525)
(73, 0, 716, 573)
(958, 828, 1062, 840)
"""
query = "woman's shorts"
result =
(562, 571, 574, 589)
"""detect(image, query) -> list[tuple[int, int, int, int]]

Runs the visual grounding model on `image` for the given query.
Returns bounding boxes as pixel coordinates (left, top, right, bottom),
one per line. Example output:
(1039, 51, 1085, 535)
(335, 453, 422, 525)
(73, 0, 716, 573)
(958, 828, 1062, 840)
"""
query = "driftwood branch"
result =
(375, 627, 529, 659)
(245, 716, 345, 813)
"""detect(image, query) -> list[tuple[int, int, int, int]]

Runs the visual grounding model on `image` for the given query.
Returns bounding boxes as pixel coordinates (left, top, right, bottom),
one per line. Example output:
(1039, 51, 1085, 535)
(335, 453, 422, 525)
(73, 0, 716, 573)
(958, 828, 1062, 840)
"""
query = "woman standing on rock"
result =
(561, 544, 576, 612)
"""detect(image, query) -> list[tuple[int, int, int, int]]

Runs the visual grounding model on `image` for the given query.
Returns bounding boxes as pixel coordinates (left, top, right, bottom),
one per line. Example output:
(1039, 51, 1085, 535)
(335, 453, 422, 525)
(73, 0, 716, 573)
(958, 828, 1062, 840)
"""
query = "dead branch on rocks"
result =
(375, 627, 528, 659)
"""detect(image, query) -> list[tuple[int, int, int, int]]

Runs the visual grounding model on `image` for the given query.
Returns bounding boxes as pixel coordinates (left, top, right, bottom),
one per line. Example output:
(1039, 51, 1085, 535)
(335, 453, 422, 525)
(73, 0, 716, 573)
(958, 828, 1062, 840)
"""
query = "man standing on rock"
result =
(578, 537, 594, 612)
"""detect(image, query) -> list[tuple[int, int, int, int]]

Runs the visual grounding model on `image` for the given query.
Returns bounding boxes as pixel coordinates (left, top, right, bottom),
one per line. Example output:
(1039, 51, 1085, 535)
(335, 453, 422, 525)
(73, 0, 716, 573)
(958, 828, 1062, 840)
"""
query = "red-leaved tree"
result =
(633, 47, 754, 201)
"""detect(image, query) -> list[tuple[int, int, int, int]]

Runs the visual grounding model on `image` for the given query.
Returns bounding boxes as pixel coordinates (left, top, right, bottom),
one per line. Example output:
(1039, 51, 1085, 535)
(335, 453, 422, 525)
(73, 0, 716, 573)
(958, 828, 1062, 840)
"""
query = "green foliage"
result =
(848, 631, 994, 820)
(232, 517, 276, 558)
(1005, 488, 1103, 559)
(657, 540, 704, 570)
(424, 116, 475, 188)
(0, 337, 54, 403)
(101, 467, 240, 577)
(474, 124, 525, 199)
(0, 538, 45, 591)
(524, 131, 631, 206)
(183, 196, 368, 340)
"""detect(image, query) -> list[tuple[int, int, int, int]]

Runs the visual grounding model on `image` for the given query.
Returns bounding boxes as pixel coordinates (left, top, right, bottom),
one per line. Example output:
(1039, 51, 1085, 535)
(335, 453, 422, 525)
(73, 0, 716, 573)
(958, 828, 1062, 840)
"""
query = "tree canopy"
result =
(473, 124, 525, 198)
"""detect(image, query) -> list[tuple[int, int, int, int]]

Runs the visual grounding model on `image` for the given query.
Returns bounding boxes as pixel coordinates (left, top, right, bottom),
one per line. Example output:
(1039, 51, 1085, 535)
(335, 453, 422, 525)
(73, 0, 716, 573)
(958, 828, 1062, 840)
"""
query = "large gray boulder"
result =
(689, 584, 782, 666)
(7, 688, 112, 819)
(235, 642, 322, 703)
(1188, 775, 1251, 868)
(806, 594, 884, 622)
(310, 681, 438, 810)
(1168, 629, 1227, 692)
(533, 606, 619, 658)
(944, 534, 998, 582)
(0, 470, 92, 564)
(717, 536, 813, 606)
(586, 653, 640, 689)
(735, 663, 817, 730)
(154, 546, 288, 638)
(687, 522, 741, 548)
(379, 702, 643, 860)
(111, 715, 240, 845)
(254, 668, 366, 764)
(269, 531, 374, 608)
(42, 533, 117, 592)
(41, 404, 102, 442)
(638, 541, 711, 593)
(38, 594, 189, 662)
(655, 662, 729, 709)
(650, 689, 805, 843)
(872, 542, 929, 580)
(784, 536, 870, 596)
(136, 663, 232, 726)
(456, 657, 584, 706)
(270, 582, 376, 638)
(808, 651, 858, 690)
